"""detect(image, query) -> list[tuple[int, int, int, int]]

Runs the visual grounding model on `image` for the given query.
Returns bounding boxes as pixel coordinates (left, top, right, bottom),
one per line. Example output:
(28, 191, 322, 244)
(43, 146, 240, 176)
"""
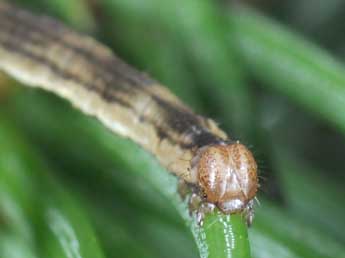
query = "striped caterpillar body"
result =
(0, 1, 258, 224)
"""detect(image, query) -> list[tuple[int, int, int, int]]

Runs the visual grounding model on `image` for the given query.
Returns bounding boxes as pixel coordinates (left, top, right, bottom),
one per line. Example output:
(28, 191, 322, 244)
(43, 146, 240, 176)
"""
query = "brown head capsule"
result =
(195, 141, 258, 217)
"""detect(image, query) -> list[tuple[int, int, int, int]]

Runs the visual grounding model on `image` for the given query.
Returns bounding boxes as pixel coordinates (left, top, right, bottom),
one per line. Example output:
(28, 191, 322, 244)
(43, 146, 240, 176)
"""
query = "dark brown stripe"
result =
(0, 38, 182, 146)
(0, 31, 221, 149)
(0, 2, 223, 150)
(153, 96, 222, 148)
(0, 12, 135, 91)
(0, 38, 92, 89)
(0, 4, 155, 87)
(0, 18, 138, 95)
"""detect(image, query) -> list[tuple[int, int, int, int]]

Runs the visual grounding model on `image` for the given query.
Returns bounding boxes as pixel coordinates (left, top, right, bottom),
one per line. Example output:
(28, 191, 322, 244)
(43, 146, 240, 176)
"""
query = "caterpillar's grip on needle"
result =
(0, 1, 258, 224)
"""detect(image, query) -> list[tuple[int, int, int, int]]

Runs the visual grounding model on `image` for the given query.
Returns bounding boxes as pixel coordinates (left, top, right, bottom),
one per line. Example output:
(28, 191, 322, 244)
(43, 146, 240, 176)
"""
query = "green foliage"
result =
(1, 1, 345, 258)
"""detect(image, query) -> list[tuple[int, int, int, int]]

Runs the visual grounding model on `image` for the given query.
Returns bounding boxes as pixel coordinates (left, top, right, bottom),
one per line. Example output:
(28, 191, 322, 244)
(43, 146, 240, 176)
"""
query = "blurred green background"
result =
(0, 0, 345, 258)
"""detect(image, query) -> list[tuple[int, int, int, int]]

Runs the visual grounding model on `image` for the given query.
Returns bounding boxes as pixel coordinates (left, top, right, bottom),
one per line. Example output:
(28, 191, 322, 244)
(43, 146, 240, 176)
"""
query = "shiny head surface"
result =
(196, 141, 258, 215)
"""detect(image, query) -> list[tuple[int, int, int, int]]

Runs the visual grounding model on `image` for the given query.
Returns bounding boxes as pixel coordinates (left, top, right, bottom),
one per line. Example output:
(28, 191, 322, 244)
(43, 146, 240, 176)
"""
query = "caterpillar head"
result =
(193, 141, 258, 222)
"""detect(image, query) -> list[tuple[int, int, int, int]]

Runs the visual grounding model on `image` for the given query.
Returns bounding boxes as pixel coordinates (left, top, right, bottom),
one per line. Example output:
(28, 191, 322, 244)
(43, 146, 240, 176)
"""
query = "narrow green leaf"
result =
(4, 88, 252, 258)
(0, 115, 106, 258)
(230, 7, 345, 132)
(13, 0, 96, 32)
(101, 0, 255, 140)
